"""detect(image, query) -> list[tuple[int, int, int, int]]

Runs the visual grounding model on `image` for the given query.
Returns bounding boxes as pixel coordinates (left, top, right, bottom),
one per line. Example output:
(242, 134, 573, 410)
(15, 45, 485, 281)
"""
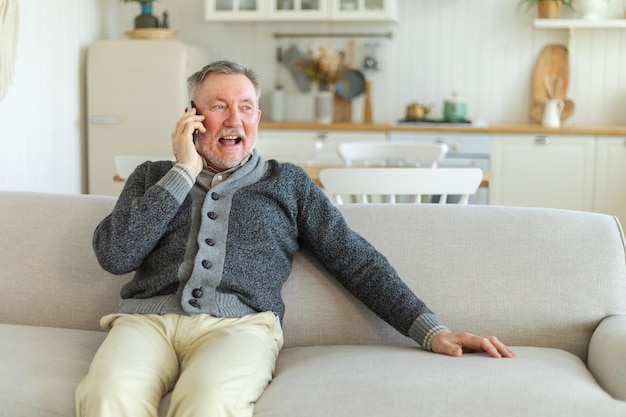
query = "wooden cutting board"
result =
(530, 44, 574, 123)
(333, 94, 352, 123)
(532, 44, 569, 101)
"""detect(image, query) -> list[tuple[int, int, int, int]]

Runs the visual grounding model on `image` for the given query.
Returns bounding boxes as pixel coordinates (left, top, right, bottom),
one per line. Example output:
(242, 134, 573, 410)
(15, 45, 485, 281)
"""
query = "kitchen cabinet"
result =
(330, 0, 397, 21)
(204, 0, 396, 21)
(257, 129, 386, 164)
(204, 0, 265, 21)
(593, 136, 626, 226)
(267, 0, 328, 20)
(490, 134, 596, 211)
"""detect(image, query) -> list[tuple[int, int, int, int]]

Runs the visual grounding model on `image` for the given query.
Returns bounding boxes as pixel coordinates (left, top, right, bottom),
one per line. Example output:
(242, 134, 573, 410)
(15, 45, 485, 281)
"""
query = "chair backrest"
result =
(338, 142, 448, 168)
(255, 140, 321, 164)
(114, 155, 174, 180)
(319, 167, 483, 204)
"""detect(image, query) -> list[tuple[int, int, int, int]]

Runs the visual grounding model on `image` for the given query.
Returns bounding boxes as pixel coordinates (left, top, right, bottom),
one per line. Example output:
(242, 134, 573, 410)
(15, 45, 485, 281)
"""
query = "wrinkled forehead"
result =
(200, 73, 259, 104)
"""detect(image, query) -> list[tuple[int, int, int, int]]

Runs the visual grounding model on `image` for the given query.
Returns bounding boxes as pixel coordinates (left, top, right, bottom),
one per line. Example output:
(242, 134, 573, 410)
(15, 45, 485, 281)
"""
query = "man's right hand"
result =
(172, 106, 205, 177)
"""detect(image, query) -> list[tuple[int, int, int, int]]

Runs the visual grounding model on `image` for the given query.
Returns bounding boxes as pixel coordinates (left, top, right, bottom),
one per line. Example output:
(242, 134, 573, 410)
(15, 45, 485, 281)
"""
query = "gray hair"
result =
(187, 60, 261, 102)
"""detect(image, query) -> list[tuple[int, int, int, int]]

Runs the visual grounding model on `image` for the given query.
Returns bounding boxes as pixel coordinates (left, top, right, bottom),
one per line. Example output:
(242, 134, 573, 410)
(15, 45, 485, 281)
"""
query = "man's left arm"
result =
(292, 169, 514, 360)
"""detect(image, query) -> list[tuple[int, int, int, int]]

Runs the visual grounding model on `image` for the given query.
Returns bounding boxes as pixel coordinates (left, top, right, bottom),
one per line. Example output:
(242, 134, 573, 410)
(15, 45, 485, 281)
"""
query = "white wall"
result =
(0, 0, 100, 193)
(1, 0, 625, 194)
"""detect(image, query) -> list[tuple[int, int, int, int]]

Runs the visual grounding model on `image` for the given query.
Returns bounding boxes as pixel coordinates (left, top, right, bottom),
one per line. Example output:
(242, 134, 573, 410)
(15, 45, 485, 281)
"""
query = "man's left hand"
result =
(431, 332, 515, 358)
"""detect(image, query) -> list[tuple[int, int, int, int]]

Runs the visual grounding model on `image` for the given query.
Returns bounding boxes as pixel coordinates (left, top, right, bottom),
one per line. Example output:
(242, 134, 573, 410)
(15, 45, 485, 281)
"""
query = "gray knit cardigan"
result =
(93, 151, 448, 350)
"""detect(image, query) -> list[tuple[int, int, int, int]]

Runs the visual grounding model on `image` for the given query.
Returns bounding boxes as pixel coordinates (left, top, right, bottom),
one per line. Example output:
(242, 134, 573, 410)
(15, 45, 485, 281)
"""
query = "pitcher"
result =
(542, 99, 564, 128)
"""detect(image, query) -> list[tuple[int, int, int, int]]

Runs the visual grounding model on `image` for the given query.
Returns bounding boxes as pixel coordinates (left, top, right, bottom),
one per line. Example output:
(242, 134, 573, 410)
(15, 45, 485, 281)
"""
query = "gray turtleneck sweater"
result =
(93, 150, 449, 350)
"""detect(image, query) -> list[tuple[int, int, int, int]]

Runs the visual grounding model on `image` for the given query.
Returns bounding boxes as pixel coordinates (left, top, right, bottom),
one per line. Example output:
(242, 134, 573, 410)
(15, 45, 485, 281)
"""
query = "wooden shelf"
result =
(533, 18, 626, 55)
(534, 18, 626, 29)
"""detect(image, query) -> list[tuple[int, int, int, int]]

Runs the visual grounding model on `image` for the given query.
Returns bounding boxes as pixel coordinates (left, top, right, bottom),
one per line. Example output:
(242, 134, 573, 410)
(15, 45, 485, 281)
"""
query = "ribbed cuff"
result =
(156, 163, 196, 204)
(408, 313, 450, 351)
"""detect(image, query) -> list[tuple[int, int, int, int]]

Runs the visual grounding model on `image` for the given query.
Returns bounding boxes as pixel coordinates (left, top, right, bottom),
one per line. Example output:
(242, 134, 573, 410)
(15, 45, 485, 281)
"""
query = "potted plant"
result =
(517, 0, 572, 18)
(297, 47, 346, 90)
(297, 47, 347, 124)
(120, 0, 159, 28)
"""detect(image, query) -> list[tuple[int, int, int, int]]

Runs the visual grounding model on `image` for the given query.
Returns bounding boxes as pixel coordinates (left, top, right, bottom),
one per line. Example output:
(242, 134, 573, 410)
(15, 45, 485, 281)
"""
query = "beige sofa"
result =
(1, 190, 626, 417)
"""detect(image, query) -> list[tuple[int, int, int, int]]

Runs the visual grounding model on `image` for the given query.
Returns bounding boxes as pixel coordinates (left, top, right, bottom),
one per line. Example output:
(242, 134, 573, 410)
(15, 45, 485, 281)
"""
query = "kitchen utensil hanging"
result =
(363, 41, 381, 71)
(336, 40, 365, 100)
(336, 71, 365, 99)
(282, 44, 311, 93)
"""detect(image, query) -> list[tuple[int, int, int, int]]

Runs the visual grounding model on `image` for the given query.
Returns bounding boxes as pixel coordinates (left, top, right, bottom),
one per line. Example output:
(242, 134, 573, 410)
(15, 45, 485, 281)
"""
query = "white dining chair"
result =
(114, 155, 175, 180)
(319, 167, 483, 205)
(337, 142, 448, 168)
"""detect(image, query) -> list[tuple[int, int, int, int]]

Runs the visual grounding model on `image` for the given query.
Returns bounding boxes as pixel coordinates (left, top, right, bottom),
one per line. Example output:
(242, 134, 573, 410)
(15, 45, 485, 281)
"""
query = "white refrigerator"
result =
(86, 39, 208, 195)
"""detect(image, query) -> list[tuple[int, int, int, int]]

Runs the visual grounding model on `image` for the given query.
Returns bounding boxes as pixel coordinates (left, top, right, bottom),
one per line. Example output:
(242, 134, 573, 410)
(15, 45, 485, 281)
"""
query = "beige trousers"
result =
(75, 311, 284, 417)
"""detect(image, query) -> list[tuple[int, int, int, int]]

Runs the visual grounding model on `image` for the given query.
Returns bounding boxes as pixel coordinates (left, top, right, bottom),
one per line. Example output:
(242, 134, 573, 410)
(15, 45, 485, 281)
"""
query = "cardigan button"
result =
(205, 238, 215, 246)
(211, 192, 219, 200)
(207, 212, 217, 220)
(202, 259, 212, 269)
(188, 299, 200, 308)
(192, 288, 203, 298)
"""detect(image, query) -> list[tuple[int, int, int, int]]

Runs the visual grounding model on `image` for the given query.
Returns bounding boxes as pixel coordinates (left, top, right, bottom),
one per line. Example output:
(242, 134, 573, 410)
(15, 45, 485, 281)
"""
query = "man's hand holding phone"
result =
(190, 101, 201, 144)
(171, 102, 205, 178)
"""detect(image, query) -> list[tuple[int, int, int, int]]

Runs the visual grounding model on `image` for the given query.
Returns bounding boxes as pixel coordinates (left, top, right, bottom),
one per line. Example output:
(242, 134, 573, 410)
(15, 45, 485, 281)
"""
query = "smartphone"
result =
(189, 100, 200, 144)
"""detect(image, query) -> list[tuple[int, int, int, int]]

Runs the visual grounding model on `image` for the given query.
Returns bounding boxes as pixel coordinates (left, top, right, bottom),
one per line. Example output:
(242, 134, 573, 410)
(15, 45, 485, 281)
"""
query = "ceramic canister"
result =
(443, 95, 467, 121)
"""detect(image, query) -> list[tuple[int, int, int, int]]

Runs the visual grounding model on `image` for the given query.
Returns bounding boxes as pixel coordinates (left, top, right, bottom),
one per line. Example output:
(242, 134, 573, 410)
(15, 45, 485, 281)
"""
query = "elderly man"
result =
(76, 60, 513, 417)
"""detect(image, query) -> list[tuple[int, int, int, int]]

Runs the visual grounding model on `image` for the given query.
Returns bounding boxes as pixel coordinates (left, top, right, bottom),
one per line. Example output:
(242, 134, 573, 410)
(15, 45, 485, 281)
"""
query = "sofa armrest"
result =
(588, 315, 626, 401)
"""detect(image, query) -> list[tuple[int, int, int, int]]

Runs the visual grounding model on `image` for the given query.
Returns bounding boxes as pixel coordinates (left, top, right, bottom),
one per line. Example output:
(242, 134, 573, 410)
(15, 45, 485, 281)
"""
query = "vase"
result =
(314, 84, 334, 124)
(542, 98, 565, 128)
(571, 0, 611, 20)
(134, 4, 159, 29)
(537, 0, 561, 18)
(271, 87, 286, 121)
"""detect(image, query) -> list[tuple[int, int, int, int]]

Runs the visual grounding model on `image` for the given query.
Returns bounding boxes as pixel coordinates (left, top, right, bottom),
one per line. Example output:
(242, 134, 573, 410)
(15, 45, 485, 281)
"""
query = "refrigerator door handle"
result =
(89, 116, 122, 125)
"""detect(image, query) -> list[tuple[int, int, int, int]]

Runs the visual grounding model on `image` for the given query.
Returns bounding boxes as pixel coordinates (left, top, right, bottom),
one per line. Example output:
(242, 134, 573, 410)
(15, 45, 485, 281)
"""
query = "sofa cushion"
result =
(254, 345, 626, 417)
(0, 324, 106, 417)
(5, 322, 625, 417)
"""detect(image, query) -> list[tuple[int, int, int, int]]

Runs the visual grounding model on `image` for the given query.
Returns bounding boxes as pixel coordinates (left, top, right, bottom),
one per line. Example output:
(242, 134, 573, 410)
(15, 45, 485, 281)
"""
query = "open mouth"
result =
(219, 135, 242, 145)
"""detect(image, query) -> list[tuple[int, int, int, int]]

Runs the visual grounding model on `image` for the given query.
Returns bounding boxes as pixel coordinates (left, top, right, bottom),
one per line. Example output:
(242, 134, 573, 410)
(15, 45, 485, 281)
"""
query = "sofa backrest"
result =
(1, 191, 624, 362)
(0, 192, 125, 331)
(280, 204, 626, 361)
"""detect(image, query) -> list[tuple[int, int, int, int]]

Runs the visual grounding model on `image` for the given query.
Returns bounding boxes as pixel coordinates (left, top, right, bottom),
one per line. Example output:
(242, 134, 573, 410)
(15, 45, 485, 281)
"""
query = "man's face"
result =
(194, 73, 261, 171)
